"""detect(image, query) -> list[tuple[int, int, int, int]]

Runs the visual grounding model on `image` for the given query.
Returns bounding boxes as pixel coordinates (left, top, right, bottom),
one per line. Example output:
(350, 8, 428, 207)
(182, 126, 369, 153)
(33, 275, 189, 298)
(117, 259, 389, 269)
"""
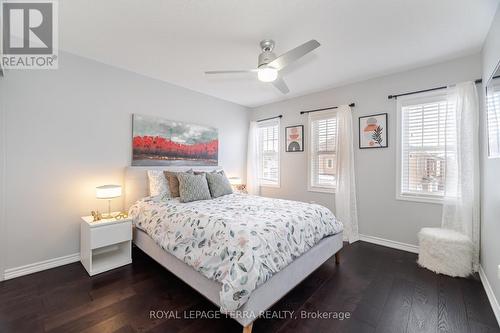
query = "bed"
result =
(125, 166, 343, 333)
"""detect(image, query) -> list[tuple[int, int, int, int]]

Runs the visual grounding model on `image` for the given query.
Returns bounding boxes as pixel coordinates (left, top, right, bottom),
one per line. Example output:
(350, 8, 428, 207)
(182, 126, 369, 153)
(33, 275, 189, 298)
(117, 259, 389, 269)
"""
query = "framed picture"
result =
(285, 125, 304, 152)
(132, 114, 218, 166)
(359, 113, 388, 149)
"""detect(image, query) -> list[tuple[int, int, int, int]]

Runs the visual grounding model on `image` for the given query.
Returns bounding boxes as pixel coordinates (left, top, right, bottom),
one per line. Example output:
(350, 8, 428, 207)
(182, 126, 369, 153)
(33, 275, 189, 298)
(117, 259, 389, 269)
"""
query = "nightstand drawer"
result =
(90, 222, 132, 249)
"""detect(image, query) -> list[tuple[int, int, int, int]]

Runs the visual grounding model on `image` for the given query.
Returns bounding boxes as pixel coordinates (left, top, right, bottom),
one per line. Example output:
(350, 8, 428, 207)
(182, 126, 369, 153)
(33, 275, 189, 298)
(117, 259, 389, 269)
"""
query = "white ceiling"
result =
(59, 0, 499, 107)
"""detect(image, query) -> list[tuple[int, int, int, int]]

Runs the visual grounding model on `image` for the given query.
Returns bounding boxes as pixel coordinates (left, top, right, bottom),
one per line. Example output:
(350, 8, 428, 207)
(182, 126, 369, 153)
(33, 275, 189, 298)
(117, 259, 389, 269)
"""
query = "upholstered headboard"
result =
(124, 166, 222, 209)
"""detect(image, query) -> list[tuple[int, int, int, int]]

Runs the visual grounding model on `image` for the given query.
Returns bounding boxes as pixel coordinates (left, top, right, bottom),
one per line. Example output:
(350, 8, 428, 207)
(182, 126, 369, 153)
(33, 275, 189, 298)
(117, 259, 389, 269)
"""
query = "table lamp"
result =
(228, 177, 242, 186)
(228, 177, 246, 193)
(96, 184, 122, 218)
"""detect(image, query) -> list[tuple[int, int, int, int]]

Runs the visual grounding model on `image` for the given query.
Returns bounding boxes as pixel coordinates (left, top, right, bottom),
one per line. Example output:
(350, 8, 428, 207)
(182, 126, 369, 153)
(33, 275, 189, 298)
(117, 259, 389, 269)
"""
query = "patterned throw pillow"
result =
(206, 171, 233, 198)
(147, 170, 171, 200)
(164, 169, 193, 197)
(177, 173, 212, 203)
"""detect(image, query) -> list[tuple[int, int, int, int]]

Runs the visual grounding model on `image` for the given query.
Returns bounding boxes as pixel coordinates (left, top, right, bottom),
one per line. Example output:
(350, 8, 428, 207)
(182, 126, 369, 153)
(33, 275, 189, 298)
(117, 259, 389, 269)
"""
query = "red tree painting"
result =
(132, 114, 218, 166)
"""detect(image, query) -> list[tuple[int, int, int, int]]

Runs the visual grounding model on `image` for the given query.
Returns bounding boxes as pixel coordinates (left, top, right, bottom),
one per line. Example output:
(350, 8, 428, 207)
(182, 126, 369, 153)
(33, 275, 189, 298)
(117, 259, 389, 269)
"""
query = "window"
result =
(397, 92, 455, 203)
(487, 80, 500, 158)
(258, 118, 280, 186)
(308, 111, 337, 192)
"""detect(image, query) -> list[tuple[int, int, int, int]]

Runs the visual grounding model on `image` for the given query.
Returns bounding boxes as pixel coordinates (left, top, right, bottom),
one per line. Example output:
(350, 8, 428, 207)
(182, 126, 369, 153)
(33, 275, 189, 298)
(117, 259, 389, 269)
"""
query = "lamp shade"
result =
(96, 185, 122, 199)
(228, 177, 242, 185)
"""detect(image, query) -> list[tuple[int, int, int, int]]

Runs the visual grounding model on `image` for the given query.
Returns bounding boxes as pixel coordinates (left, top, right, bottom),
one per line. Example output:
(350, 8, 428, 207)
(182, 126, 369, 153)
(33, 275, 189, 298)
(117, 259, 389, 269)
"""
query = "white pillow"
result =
(147, 170, 170, 199)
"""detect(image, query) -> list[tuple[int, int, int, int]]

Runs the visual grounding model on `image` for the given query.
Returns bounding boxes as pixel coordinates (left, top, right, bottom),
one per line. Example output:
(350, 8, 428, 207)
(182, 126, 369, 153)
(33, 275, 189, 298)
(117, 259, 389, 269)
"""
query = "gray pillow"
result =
(164, 169, 193, 197)
(177, 173, 212, 203)
(206, 171, 233, 198)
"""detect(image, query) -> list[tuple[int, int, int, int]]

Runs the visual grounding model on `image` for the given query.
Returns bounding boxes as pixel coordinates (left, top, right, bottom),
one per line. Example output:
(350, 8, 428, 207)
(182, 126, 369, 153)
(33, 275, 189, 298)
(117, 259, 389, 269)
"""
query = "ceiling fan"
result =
(204, 39, 320, 94)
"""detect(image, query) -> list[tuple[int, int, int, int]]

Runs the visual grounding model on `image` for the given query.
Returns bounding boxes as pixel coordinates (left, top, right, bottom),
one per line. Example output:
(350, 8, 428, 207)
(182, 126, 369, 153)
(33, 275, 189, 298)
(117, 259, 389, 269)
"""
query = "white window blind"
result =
(399, 93, 455, 201)
(487, 82, 500, 158)
(309, 111, 337, 191)
(258, 118, 280, 186)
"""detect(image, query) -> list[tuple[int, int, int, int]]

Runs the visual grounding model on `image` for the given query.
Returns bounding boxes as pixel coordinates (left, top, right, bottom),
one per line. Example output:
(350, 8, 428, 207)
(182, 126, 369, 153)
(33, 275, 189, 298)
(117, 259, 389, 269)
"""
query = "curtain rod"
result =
(256, 115, 283, 123)
(300, 102, 356, 115)
(489, 74, 500, 81)
(388, 79, 483, 100)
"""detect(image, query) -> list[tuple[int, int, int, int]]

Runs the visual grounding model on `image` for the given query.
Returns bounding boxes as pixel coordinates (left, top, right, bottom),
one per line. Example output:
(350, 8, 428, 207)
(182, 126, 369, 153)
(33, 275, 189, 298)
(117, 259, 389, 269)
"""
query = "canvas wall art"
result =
(285, 125, 304, 152)
(132, 114, 218, 166)
(359, 113, 388, 149)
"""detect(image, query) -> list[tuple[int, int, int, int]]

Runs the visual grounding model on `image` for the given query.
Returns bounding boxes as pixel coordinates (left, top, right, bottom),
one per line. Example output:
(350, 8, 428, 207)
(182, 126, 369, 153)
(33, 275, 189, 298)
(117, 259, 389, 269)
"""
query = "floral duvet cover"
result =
(129, 193, 342, 312)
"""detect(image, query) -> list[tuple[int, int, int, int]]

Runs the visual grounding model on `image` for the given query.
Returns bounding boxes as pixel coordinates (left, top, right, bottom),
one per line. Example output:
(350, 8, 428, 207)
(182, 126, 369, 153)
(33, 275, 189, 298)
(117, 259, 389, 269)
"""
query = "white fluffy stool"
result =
(418, 227, 473, 277)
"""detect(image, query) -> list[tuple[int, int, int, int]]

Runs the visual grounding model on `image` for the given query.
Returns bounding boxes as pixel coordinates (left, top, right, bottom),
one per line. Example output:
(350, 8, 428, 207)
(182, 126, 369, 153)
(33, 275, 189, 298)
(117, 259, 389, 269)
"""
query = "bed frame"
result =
(125, 166, 343, 333)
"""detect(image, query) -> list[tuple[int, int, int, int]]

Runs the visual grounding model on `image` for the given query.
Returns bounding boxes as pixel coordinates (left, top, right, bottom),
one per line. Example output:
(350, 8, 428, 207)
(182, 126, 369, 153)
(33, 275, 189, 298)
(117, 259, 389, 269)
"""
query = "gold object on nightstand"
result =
(115, 211, 129, 220)
(91, 210, 102, 222)
(90, 210, 128, 221)
(235, 184, 247, 194)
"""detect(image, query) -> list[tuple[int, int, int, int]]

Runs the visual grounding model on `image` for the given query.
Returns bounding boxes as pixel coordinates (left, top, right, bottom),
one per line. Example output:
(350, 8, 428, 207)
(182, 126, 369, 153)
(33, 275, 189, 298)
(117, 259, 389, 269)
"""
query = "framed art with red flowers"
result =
(132, 114, 218, 166)
(359, 113, 388, 149)
(285, 125, 304, 152)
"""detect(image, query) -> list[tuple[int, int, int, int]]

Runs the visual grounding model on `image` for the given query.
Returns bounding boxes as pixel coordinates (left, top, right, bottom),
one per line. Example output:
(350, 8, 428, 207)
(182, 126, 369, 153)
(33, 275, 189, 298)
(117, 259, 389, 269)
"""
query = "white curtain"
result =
(335, 105, 359, 243)
(246, 121, 260, 195)
(442, 81, 480, 271)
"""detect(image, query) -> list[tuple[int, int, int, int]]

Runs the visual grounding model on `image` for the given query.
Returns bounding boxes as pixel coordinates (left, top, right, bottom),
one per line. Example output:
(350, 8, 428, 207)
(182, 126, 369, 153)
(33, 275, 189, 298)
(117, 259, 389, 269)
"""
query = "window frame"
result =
(257, 118, 281, 188)
(486, 78, 500, 159)
(307, 110, 337, 194)
(396, 90, 449, 205)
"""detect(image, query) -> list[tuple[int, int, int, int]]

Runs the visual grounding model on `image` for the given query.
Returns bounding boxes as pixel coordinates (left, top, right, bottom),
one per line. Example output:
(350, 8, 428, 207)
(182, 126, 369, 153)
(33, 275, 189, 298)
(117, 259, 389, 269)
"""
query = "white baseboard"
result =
(479, 265, 500, 326)
(359, 234, 419, 254)
(3, 252, 80, 280)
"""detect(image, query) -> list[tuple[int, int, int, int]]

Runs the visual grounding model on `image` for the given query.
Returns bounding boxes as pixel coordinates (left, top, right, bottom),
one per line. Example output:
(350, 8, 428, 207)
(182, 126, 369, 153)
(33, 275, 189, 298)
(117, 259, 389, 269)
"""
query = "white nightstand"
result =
(80, 215, 132, 276)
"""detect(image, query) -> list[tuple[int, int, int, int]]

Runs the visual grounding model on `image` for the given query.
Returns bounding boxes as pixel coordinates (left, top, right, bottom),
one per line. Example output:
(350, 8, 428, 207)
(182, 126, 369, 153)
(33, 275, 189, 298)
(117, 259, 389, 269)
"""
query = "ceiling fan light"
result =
(258, 67, 278, 82)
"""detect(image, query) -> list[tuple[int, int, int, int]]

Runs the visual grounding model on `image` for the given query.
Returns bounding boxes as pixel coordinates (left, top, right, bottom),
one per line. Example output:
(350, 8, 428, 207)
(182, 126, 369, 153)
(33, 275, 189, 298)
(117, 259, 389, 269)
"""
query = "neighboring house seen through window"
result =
(308, 110, 337, 192)
(397, 92, 455, 203)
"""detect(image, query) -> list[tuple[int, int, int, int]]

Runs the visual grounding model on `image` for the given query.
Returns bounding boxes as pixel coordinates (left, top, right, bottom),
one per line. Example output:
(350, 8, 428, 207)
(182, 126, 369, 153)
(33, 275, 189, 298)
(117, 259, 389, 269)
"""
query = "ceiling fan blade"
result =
(205, 69, 257, 75)
(268, 39, 320, 71)
(272, 77, 290, 94)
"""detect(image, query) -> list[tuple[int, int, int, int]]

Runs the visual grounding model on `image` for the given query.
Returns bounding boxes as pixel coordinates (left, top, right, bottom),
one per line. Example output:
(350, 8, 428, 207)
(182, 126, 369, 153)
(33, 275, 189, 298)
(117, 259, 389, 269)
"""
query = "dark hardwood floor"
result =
(1, 241, 498, 333)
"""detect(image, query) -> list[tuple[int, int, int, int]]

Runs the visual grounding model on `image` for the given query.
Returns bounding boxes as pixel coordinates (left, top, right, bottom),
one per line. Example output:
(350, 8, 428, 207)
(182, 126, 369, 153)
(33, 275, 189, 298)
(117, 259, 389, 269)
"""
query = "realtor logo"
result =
(1, 0, 58, 69)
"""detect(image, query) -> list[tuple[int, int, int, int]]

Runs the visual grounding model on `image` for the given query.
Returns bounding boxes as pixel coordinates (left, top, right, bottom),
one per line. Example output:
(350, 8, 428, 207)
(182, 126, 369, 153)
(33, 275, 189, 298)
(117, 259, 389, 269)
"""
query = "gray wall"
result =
(481, 5, 500, 314)
(251, 54, 482, 246)
(0, 52, 249, 271)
